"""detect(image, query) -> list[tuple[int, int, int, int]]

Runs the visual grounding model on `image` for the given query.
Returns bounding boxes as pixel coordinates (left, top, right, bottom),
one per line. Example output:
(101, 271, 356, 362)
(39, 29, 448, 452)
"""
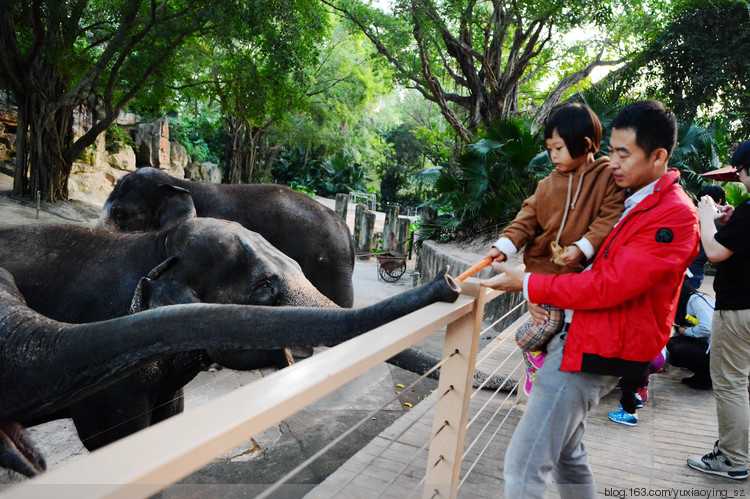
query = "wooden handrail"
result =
(3, 293, 484, 499)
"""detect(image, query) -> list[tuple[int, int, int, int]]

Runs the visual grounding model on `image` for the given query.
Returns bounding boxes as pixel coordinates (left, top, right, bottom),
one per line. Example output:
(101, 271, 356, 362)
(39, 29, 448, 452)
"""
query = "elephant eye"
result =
(250, 277, 277, 305)
(256, 279, 272, 291)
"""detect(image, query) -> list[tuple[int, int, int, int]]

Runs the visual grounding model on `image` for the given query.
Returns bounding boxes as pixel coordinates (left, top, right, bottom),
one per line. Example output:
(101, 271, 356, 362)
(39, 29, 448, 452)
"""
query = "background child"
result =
(488, 103, 625, 395)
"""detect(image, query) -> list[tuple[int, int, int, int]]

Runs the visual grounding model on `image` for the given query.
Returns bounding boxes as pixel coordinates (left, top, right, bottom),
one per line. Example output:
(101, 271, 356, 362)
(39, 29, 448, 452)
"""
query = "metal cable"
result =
(458, 383, 523, 490)
(479, 300, 527, 336)
(379, 418, 451, 499)
(474, 310, 529, 370)
(466, 358, 524, 429)
(465, 358, 524, 437)
(257, 352, 457, 499)
(76, 367, 240, 448)
(327, 387, 452, 498)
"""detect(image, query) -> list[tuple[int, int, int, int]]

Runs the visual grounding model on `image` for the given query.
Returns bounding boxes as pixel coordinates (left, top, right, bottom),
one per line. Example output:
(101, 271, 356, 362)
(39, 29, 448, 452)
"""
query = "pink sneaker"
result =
(527, 350, 546, 370)
(524, 366, 537, 396)
(637, 387, 648, 404)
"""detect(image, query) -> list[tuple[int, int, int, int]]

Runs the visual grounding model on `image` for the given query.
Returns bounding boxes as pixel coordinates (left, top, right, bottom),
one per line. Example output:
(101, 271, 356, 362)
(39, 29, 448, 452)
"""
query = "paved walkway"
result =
(309, 308, 750, 498)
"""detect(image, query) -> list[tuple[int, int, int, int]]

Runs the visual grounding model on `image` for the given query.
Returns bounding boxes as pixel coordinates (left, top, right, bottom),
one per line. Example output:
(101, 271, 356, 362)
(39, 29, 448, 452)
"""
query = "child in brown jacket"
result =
(488, 103, 625, 395)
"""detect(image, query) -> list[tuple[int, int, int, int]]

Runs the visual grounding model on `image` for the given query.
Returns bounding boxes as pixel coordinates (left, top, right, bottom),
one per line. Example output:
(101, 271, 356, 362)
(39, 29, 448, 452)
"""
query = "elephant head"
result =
(0, 266, 460, 476)
(99, 167, 196, 232)
(153, 218, 334, 308)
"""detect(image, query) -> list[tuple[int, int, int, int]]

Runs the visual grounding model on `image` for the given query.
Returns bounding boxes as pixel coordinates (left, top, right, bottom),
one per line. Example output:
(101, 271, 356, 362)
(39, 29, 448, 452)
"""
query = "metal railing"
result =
(3, 279, 513, 499)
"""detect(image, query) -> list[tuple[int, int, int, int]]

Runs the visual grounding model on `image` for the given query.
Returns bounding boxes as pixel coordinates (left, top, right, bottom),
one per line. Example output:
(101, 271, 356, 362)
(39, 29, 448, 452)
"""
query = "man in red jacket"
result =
(483, 100, 700, 498)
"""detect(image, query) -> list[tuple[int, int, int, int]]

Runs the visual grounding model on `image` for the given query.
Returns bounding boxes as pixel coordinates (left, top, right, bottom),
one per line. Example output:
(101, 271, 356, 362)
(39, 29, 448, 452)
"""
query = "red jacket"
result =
(527, 169, 699, 377)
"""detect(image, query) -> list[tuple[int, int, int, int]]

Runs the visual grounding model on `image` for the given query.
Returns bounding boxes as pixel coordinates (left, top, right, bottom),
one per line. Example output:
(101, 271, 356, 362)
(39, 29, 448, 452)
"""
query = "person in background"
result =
(688, 139, 750, 481)
(486, 103, 624, 396)
(687, 185, 728, 289)
(667, 281, 715, 390)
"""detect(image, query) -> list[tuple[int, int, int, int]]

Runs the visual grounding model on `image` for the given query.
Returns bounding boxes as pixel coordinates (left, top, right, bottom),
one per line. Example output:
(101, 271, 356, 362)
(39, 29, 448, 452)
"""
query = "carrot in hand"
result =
(456, 256, 493, 282)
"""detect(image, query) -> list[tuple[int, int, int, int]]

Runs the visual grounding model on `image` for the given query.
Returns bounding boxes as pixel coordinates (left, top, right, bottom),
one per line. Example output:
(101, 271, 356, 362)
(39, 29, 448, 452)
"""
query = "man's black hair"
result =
(610, 100, 678, 157)
(731, 139, 750, 169)
(698, 185, 726, 205)
(544, 103, 602, 158)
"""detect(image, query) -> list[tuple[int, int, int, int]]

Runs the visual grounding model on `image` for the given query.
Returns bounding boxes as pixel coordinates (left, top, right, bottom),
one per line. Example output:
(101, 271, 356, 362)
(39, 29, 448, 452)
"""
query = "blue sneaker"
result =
(608, 408, 637, 426)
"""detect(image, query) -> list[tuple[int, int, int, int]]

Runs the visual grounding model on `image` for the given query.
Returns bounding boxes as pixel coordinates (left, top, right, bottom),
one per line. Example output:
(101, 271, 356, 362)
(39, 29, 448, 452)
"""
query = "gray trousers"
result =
(504, 332, 618, 498)
(710, 308, 750, 467)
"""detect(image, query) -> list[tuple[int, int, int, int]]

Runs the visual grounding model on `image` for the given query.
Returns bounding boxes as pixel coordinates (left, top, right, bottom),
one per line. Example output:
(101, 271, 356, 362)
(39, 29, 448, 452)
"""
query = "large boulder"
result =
(202, 161, 222, 183)
(105, 142, 137, 172)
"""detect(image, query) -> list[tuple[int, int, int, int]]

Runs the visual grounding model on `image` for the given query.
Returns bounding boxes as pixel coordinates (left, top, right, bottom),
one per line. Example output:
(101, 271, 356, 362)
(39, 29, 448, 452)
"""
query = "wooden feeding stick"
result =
(456, 256, 493, 282)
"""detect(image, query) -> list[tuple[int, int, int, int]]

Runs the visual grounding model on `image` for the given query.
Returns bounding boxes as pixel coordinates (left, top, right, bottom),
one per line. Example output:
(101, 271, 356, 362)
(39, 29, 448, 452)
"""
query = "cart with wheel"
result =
(375, 252, 407, 282)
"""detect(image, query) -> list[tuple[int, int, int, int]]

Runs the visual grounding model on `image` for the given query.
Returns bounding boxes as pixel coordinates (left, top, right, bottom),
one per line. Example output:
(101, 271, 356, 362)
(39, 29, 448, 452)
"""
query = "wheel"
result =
(378, 259, 406, 282)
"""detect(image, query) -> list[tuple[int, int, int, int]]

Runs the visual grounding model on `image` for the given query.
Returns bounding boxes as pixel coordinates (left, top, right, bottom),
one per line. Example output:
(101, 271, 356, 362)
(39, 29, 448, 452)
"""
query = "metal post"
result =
(36, 190, 40, 219)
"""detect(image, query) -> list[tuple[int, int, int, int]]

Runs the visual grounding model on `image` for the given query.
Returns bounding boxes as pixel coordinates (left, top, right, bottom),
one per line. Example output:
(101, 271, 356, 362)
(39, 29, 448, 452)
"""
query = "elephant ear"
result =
(157, 184, 197, 229)
(129, 256, 200, 313)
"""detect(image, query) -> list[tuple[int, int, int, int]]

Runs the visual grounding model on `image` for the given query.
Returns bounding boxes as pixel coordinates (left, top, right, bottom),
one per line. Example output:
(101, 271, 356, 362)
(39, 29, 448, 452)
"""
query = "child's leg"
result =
(515, 305, 564, 394)
(619, 377, 640, 414)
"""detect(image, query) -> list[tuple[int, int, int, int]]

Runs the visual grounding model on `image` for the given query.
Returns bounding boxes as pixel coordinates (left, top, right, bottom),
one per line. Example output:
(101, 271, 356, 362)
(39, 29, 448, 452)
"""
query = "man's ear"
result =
(650, 148, 670, 169)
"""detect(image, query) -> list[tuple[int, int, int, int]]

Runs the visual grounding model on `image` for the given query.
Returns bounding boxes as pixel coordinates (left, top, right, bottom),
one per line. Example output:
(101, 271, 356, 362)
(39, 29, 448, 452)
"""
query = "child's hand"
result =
(558, 245, 583, 266)
(487, 246, 507, 264)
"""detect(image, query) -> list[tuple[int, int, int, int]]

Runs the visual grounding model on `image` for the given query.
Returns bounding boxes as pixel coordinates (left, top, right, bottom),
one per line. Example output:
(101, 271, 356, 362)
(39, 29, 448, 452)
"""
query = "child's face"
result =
(546, 129, 587, 173)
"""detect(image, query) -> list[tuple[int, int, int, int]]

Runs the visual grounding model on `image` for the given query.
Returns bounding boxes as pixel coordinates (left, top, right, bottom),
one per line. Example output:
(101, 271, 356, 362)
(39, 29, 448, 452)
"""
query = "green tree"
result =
(0, 0, 232, 200)
(321, 0, 661, 142)
(640, 0, 750, 138)
(379, 123, 428, 203)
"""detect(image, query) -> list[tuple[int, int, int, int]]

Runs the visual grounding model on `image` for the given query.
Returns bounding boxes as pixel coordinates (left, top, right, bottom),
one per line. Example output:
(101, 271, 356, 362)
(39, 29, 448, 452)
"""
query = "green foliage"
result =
(105, 124, 134, 153)
(724, 182, 750, 207)
(423, 118, 545, 241)
(170, 112, 225, 165)
(640, 0, 750, 140)
(271, 146, 371, 197)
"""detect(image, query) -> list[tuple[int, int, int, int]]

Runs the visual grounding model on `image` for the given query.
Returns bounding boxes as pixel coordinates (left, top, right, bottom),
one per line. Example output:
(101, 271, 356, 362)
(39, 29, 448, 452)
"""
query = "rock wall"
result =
(416, 240, 526, 332)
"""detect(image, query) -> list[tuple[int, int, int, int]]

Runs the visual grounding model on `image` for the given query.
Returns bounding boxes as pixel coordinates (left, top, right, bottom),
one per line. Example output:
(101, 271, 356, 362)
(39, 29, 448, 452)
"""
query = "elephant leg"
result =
(0, 422, 46, 477)
(70, 389, 154, 451)
(150, 389, 185, 425)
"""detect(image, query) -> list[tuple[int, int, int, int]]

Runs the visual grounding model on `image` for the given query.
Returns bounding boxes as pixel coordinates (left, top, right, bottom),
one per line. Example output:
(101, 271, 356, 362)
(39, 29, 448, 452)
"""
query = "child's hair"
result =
(544, 103, 602, 158)
(698, 185, 726, 205)
(610, 100, 678, 157)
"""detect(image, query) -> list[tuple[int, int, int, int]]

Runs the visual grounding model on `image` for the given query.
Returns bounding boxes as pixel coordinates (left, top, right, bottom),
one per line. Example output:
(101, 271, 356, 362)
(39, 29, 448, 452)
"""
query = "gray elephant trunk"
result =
(0, 268, 459, 423)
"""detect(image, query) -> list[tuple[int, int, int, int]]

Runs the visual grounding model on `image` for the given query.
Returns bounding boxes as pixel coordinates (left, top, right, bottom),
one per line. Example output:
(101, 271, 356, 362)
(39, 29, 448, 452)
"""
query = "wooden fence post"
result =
(423, 279, 488, 499)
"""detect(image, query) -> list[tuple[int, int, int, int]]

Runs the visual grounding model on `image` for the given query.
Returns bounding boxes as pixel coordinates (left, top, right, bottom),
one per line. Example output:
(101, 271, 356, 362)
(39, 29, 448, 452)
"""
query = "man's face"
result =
(608, 127, 664, 191)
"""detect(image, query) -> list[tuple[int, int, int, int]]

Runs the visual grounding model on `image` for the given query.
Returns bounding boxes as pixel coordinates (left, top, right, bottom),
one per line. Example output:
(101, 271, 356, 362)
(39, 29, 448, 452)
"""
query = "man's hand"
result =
(527, 301, 550, 326)
(718, 204, 734, 224)
(558, 245, 584, 267)
(480, 261, 524, 292)
(487, 246, 507, 264)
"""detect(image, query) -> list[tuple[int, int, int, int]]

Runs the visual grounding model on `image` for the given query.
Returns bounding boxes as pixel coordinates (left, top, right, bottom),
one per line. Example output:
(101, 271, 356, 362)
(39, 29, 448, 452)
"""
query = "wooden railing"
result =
(3, 279, 508, 499)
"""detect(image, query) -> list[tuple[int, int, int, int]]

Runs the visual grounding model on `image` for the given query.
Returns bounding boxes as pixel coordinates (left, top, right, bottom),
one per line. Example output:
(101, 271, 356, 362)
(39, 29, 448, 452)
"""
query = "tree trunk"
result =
(227, 118, 261, 184)
(13, 69, 74, 202)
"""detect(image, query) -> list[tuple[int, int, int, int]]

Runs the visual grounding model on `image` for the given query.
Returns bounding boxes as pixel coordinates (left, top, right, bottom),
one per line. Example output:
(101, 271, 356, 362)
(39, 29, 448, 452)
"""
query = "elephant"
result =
(95, 167, 516, 395)
(0, 266, 461, 477)
(98, 166, 355, 307)
(0, 219, 516, 475)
